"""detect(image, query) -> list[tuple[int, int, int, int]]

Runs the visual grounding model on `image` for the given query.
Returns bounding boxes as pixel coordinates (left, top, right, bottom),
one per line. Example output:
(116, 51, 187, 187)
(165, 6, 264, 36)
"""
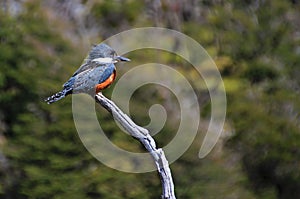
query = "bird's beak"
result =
(115, 56, 130, 62)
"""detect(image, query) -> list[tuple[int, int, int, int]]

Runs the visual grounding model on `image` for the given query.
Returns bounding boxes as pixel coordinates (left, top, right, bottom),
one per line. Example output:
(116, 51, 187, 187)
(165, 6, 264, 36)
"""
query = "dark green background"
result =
(0, 1, 299, 198)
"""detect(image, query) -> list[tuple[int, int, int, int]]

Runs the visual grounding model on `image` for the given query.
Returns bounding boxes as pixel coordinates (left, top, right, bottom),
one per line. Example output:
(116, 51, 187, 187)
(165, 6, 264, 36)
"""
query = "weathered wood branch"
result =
(95, 93, 176, 199)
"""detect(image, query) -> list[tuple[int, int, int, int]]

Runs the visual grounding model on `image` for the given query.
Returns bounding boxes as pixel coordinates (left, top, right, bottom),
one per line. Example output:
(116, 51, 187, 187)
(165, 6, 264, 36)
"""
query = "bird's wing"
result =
(68, 63, 116, 94)
(71, 60, 99, 77)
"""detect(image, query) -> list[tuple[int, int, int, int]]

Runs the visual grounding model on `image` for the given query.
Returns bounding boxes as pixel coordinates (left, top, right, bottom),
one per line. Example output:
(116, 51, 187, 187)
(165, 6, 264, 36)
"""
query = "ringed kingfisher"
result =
(45, 43, 130, 104)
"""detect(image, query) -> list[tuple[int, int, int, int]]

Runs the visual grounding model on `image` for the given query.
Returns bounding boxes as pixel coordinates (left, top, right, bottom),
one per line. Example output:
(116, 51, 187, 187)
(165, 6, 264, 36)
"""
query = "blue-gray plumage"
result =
(45, 43, 130, 104)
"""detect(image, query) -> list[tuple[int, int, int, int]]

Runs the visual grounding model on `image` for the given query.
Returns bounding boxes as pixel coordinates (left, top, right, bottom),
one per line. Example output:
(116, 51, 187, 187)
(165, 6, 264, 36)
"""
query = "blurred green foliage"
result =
(0, 0, 299, 199)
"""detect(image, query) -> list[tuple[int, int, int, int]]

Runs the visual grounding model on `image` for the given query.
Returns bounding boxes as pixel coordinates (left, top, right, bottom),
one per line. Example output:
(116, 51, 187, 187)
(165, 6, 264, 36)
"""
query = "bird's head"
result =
(89, 43, 130, 64)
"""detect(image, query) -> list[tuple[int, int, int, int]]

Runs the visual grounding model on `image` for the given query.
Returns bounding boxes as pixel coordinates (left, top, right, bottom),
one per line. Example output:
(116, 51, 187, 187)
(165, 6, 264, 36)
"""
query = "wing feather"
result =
(68, 63, 115, 94)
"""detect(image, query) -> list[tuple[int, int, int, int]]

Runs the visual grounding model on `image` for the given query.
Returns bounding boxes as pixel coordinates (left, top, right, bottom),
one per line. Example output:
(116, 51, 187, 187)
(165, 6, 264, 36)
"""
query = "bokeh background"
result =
(1, 0, 300, 198)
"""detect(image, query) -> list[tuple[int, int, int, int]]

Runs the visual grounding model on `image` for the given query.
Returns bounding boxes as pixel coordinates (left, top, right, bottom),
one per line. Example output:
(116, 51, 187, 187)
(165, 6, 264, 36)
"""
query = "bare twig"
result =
(95, 93, 176, 199)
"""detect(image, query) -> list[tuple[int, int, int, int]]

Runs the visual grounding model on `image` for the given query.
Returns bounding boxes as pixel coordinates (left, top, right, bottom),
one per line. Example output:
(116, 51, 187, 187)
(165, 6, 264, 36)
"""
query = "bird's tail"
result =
(45, 88, 72, 104)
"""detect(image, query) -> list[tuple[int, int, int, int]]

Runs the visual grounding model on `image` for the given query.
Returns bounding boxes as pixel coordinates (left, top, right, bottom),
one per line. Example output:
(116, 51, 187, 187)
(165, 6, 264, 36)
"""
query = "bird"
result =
(45, 43, 130, 104)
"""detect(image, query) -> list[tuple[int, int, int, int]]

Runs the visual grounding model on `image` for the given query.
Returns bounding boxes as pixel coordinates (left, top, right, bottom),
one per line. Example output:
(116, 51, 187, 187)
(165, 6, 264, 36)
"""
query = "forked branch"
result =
(95, 93, 176, 199)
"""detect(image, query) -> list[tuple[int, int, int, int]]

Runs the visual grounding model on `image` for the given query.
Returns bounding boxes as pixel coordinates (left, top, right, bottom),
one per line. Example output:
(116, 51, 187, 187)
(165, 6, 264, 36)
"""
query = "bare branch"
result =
(95, 93, 176, 199)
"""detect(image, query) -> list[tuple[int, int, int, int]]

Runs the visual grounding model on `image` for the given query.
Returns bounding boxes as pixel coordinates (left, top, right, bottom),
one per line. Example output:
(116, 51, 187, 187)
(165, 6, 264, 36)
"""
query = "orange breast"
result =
(95, 70, 116, 93)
